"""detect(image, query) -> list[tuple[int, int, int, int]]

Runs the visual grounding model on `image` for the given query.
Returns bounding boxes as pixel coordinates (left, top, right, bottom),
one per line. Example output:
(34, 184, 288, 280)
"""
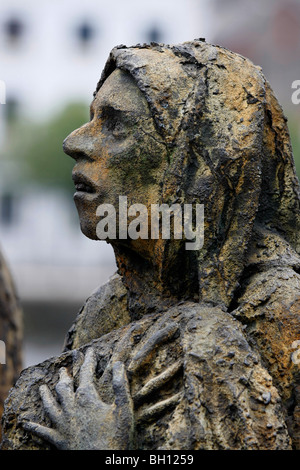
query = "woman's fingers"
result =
(133, 360, 183, 405)
(128, 322, 179, 375)
(76, 347, 100, 404)
(79, 348, 97, 384)
(39, 384, 62, 425)
(23, 421, 63, 448)
(112, 361, 133, 411)
(112, 361, 134, 449)
(136, 392, 182, 423)
(55, 367, 75, 412)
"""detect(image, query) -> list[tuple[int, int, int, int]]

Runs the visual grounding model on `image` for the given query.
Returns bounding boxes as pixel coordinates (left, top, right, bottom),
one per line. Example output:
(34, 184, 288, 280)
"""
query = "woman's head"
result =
(64, 40, 300, 306)
(63, 68, 168, 243)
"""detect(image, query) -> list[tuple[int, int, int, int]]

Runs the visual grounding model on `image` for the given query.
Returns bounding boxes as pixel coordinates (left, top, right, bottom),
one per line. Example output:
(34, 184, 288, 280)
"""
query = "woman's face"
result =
(63, 69, 168, 241)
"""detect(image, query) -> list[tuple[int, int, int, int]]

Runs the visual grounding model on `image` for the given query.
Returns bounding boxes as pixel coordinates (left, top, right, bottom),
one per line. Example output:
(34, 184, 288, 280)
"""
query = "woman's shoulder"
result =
(63, 272, 130, 351)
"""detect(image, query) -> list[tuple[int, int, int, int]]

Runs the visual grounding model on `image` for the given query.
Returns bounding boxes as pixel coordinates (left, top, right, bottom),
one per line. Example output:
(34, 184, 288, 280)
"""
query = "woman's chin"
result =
(79, 220, 98, 240)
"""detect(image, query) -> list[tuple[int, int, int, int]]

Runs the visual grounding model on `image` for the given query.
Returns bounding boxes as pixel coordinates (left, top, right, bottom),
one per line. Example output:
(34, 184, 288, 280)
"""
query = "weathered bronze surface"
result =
(0, 250, 22, 442)
(2, 40, 300, 450)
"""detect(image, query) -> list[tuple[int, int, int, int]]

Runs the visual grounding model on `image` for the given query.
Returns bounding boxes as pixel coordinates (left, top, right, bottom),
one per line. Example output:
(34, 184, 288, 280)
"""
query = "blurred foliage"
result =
(3, 102, 300, 192)
(4, 103, 89, 192)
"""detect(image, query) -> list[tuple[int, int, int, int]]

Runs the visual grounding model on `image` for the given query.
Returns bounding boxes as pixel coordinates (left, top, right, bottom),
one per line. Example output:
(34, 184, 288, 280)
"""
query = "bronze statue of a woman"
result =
(2, 39, 300, 450)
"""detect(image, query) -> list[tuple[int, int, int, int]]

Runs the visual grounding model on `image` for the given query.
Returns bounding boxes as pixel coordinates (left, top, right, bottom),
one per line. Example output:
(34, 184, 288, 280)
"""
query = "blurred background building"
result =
(0, 0, 299, 367)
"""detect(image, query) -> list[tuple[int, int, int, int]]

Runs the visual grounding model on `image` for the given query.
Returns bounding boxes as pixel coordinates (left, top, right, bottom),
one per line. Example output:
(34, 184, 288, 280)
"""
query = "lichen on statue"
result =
(1, 40, 300, 450)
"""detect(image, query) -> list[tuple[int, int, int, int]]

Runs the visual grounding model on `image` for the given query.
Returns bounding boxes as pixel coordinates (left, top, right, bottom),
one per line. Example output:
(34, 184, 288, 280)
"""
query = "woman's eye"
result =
(112, 121, 126, 137)
(99, 107, 130, 138)
(102, 118, 127, 138)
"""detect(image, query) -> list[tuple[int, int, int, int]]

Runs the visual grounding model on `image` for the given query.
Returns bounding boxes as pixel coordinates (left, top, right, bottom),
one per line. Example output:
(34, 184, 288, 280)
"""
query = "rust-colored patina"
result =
(1, 40, 300, 450)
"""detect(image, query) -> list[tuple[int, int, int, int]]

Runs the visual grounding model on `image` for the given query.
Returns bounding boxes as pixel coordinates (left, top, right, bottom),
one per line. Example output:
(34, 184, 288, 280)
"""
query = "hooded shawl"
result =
(95, 39, 300, 306)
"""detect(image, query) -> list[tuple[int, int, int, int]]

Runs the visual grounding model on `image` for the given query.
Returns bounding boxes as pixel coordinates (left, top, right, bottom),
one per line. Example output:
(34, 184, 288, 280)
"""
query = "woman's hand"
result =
(23, 348, 134, 450)
(22, 321, 183, 449)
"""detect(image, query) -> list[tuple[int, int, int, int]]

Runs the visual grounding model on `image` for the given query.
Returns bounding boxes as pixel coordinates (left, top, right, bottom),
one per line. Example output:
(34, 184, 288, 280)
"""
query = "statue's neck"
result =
(112, 242, 199, 321)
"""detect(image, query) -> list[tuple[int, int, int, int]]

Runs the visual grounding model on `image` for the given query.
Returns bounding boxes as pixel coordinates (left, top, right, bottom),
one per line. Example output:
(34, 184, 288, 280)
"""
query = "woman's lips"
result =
(72, 173, 96, 194)
(74, 182, 94, 193)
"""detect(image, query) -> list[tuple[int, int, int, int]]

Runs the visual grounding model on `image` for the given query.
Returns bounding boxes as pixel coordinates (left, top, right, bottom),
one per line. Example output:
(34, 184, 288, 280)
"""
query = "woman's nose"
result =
(63, 124, 94, 161)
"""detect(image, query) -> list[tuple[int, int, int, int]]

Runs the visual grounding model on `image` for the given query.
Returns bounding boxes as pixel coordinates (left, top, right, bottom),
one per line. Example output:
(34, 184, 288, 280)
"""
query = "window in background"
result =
(76, 21, 97, 49)
(3, 17, 25, 47)
(146, 25, 163, 44)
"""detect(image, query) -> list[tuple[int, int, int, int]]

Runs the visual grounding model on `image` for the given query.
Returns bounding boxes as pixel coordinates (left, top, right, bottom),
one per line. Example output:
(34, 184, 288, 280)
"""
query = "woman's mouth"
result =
(74, 182, 94, 193)
(72, 173, 96, 194)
